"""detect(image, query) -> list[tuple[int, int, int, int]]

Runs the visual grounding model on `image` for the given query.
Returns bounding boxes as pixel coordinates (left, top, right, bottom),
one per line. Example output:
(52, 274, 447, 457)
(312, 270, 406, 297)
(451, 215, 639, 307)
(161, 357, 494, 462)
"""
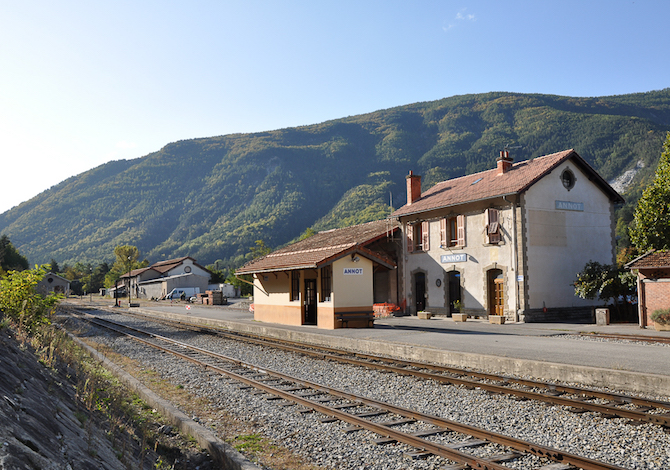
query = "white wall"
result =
(401, 200, 518, 316)
(523, 161, 615, 309)
(332, 256, 374, 308)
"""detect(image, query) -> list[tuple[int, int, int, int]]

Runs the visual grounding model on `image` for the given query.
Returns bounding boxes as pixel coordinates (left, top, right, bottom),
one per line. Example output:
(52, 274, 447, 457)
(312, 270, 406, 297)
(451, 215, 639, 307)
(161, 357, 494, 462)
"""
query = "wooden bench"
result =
(335, 311, 375, 328)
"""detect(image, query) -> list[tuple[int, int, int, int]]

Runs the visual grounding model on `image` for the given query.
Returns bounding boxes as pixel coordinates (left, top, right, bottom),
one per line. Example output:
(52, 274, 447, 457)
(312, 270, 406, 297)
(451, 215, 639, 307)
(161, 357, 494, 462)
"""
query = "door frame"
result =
(412, 270, 427, 314)
(303, 278, 317, 325)
(487, 268, 504, 316)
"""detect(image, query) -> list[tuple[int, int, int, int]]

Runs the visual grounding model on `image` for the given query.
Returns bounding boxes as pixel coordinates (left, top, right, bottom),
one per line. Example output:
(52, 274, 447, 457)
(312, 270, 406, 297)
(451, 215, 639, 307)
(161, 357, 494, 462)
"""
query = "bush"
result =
(0, 267, 61, 333)
(651, 308, 670, 325)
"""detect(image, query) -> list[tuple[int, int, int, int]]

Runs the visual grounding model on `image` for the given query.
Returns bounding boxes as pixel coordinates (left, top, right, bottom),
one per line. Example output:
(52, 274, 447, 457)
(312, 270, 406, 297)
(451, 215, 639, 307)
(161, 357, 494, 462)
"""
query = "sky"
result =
(1, 1, 669, 214)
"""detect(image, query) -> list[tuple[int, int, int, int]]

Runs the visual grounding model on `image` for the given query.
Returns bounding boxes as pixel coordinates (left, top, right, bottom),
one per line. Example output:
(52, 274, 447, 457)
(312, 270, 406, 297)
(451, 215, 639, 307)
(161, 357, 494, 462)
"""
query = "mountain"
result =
(2, 90, 670, 269)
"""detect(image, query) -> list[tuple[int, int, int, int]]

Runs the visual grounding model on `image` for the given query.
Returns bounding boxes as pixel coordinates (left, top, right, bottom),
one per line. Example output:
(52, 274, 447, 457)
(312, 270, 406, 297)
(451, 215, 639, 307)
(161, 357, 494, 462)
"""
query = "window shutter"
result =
(422, 221, 430, 251)
(407, 224, 414, 253)
(485, 209, 491, 244)
(457, 214, 466, 247)
(486, 208, 501, 244)
(440, 218, 447, 248)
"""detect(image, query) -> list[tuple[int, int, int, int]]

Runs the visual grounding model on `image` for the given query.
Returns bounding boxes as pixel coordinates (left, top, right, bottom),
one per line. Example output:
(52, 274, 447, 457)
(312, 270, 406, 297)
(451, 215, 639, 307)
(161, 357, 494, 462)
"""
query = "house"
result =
(36, 272, 70, 297)
(119, 257, 212, 300)
(625, 250, 670, 328)
(390, 149, 624, 322)
(236, 220, 400, 328)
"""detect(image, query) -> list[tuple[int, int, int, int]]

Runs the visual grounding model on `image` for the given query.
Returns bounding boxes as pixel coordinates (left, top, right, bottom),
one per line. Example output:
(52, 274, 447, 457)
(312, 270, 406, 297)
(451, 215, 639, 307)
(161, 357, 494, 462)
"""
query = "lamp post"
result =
(127, 256, 132, 308)
(89, 266, 93, 304)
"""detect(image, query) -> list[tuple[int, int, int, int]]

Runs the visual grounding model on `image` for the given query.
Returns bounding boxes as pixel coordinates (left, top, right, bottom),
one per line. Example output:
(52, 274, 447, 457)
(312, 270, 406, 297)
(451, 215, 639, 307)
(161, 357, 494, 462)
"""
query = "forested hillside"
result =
(2, 90, 669, 269)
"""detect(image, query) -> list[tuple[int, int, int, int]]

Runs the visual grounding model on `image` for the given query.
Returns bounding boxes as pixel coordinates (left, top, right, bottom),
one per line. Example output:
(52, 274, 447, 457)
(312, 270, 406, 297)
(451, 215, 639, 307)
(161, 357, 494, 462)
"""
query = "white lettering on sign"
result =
(343, 268, 364, 275)
(440, 253, 467, 264)
(555, 200, 584, 212)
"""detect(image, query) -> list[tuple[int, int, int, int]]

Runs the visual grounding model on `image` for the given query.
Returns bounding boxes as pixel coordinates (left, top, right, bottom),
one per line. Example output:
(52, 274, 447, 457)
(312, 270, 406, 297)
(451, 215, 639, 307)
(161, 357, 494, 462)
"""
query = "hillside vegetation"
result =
(2, 90, 670, 269)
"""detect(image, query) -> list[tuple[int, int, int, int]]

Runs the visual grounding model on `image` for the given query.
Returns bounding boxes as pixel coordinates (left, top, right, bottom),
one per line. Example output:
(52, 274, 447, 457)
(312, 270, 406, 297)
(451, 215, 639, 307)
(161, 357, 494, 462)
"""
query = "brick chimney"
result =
(496, 150, 513, 175)
(406, 171, 422, 205)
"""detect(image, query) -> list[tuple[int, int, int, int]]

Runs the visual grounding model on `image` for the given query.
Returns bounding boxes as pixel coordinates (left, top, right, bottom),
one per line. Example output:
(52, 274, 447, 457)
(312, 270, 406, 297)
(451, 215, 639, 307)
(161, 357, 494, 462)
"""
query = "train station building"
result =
(236, 220, 400, 328)
(390, 149, 624, 322)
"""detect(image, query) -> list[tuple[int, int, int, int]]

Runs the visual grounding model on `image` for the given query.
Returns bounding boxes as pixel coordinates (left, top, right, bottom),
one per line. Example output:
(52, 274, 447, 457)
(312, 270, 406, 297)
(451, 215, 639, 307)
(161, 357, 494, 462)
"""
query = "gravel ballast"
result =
(66, 310, 670, 470)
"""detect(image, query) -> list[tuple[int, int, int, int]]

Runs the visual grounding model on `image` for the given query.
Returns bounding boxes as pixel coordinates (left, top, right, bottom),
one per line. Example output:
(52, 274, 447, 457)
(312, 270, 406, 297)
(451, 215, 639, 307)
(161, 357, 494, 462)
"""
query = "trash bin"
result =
(595, 308, 610, 325)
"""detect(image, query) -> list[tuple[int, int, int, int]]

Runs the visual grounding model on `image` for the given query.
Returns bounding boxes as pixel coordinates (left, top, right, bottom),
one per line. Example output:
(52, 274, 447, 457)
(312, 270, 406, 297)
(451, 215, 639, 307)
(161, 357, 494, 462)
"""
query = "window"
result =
(290, 270, 300, 301)
(320, 265, 332, 302)
(485, 208, 502, 244)
(440, 215, 466, 248)
(561, 168, 575, 190)
(407, 221, 430, 252)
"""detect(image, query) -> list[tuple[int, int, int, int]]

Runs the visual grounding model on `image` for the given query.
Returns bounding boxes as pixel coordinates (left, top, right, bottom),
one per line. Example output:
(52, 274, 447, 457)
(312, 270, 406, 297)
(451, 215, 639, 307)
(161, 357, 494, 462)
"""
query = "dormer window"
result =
(561, 168, 575, 190)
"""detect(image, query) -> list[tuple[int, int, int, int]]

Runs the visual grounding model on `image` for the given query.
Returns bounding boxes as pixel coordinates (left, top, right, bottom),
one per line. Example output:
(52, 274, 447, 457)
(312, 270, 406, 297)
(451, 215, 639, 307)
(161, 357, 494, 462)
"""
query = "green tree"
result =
(249, 240, 272, 259)
(0, 235, 29, 273)
(0, 266, 60, 333)
(48, 258, 60, 274)
(104, 245, 147, 288)
(574, 261, 636, 315)
(630, 132, 670, 252)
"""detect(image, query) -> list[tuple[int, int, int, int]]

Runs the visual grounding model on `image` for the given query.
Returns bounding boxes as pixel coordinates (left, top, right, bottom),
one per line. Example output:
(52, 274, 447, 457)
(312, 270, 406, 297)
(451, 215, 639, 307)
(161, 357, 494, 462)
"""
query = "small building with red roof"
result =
(626, 250, 670, 328)
(390, 149, 624, 322)
(236, 220, 400, 328)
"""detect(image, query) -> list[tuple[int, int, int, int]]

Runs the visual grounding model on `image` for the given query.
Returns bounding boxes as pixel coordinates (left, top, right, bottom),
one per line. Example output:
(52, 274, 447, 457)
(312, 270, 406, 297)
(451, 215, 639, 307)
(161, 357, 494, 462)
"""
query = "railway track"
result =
(577, 332, 670, 346)
(60, 305, 633, 470)
(64, 305, 670, 429)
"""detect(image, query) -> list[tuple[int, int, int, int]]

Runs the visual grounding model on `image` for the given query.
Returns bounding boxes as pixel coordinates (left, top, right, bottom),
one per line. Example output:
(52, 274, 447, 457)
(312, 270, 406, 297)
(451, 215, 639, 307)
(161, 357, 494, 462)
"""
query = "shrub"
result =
(651, 308, 670, 325)
(0, 267, 61, 333)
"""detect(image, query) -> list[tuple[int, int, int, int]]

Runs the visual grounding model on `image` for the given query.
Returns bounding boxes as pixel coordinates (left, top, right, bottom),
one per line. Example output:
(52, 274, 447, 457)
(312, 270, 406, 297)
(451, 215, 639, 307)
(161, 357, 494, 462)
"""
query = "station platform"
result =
(69, 298, 670, 396)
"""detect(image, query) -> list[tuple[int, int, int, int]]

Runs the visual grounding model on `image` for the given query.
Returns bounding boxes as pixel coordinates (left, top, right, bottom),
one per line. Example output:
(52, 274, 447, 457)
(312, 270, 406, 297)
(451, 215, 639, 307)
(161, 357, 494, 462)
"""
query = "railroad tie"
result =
(444, 439, 488, 449)
(485, 451, 522, 463)
(373, 427, 448, 445)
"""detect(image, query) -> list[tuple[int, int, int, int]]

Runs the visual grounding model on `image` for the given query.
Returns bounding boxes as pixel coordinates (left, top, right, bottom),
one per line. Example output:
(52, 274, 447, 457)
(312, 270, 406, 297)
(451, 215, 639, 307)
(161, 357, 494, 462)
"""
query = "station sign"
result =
(440, 253, 467, 264)
(555, 200, 584, 211)
(343, 268, 364, 275)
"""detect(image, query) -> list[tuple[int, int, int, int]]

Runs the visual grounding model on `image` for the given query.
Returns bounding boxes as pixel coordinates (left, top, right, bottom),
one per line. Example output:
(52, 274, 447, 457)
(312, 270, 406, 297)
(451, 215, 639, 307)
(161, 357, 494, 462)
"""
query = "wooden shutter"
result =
(440, 218, 447, 248)
(421, 221, 430, 251)
(457, 214, 466, 247)
(407, 224, 414, 253)
(486, 208, 501, 244)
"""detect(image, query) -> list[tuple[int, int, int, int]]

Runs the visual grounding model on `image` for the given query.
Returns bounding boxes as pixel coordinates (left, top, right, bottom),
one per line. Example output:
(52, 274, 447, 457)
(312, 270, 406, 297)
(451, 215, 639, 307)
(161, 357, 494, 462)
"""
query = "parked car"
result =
(165, 287, 200, 300)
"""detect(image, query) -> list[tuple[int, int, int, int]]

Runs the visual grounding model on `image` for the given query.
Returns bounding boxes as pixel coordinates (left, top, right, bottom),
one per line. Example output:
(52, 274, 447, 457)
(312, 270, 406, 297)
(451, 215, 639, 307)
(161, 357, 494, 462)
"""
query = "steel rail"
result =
(578, 332, 670, 345)
(193, 326, 670, 423)
(60, 306, 670, 423)
(61, 305, 670, 424)
(70, 310, 627, 470)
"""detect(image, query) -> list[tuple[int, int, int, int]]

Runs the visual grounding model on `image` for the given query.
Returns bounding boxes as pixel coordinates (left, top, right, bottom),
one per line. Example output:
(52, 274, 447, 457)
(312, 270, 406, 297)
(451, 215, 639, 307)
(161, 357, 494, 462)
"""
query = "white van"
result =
(165, 287, 200, 300)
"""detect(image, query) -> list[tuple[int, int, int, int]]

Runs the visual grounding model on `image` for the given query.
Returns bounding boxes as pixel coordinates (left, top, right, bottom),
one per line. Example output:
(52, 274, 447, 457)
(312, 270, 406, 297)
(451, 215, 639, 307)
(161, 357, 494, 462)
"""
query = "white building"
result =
(390, 149, 624, 322)
(120, 257, 212, 300)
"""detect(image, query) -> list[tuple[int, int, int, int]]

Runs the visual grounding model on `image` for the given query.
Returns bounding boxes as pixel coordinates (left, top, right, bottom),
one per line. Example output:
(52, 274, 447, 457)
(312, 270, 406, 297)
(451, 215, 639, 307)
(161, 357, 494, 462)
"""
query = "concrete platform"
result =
(70, 298, 670, 396)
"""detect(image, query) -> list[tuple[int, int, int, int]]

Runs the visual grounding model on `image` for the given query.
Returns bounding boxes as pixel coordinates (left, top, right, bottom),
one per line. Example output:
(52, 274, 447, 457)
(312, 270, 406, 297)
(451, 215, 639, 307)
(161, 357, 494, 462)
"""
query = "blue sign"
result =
(440, 253, 467, 264)
(555, 200, 584, 211)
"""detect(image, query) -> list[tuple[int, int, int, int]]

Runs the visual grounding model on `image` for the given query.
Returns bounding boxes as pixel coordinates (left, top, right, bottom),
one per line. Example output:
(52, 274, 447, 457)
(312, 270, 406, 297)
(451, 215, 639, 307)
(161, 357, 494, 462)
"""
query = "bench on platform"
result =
(335, 311, 375, 328)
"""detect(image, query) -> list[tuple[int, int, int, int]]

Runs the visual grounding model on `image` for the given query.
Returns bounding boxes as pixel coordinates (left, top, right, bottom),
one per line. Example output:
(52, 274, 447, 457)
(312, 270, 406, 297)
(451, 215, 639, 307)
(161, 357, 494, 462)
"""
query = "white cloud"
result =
(444, 8, 475, 32)
(456, 9, 475, 21)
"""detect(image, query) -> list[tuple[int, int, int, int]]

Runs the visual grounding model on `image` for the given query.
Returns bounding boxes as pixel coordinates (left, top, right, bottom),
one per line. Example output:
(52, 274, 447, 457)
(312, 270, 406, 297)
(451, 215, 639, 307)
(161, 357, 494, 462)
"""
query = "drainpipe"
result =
(503, 195, 519, 321)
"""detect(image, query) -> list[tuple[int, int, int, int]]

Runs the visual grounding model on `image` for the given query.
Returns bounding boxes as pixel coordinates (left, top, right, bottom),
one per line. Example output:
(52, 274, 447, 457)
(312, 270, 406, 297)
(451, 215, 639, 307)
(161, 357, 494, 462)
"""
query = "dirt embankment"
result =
(0, 327, 214, 469)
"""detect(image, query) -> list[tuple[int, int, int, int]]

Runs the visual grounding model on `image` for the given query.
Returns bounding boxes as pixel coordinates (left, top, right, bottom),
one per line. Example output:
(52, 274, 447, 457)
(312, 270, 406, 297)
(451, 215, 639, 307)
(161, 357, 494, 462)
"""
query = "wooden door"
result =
(488, 269, 504, 316)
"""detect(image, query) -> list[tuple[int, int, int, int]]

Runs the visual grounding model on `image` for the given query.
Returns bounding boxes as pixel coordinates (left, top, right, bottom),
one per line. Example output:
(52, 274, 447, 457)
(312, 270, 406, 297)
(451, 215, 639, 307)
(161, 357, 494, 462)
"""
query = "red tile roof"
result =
(391, 149, 623, 218)
(626, 250, 670, 269)
(236, 219, 399, 274)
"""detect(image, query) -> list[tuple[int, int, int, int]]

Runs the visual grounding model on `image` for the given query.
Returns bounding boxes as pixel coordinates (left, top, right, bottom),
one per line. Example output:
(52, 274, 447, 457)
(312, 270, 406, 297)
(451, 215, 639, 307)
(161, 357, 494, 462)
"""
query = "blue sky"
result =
(1, 1, 669, 214)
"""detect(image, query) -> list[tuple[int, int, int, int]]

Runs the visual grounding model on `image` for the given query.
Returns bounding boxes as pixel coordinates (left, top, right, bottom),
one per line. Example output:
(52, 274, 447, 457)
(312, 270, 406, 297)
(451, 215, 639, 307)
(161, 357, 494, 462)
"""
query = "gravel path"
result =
(68, 311, 670, 470)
